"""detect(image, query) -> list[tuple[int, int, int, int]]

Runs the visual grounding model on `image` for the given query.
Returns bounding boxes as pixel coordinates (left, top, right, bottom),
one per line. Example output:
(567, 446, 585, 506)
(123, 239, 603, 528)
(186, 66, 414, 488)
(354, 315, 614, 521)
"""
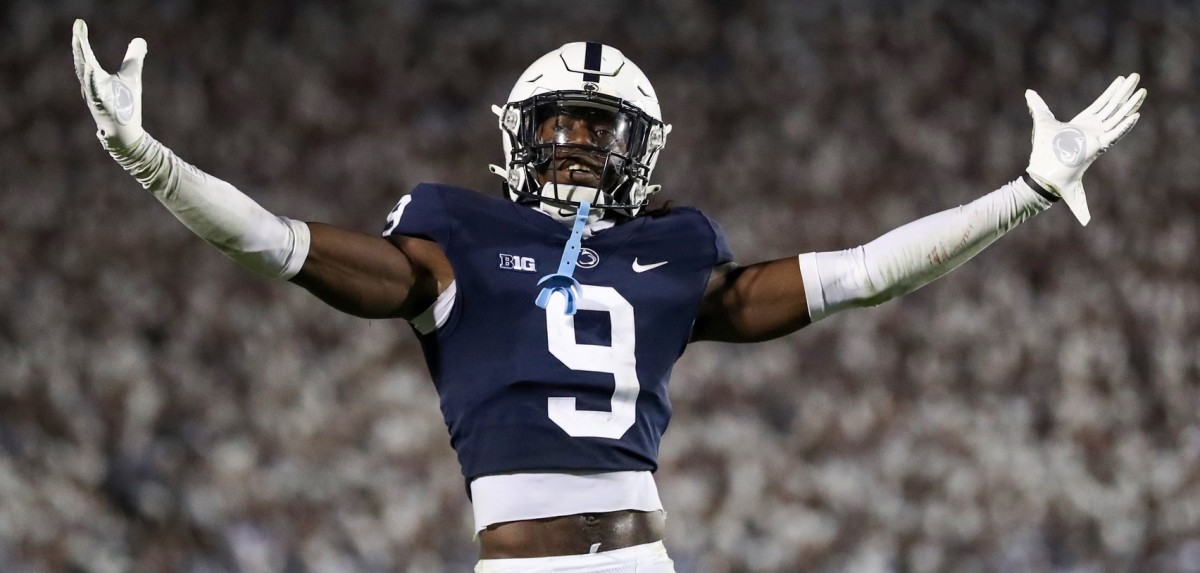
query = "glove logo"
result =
(1052, 127, 1086, 167)
(113, 79, 135, 124)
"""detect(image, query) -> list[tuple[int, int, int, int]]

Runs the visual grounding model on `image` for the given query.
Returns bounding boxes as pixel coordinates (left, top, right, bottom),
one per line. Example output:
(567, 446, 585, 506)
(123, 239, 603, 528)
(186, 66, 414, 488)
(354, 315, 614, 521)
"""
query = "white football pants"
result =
(475, 541, 676, 573)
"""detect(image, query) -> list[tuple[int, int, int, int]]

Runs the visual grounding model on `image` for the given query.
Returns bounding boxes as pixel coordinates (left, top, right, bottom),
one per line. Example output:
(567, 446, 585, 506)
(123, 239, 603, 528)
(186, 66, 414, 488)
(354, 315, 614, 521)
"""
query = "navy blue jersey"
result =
(382, 184, 732, 481)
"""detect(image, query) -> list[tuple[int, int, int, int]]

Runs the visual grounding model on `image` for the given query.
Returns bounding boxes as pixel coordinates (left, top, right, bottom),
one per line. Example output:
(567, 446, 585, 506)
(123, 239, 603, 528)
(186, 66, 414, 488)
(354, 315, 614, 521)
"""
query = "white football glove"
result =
(1025, 74, 1146, 226)
(71, 19, 147, 150)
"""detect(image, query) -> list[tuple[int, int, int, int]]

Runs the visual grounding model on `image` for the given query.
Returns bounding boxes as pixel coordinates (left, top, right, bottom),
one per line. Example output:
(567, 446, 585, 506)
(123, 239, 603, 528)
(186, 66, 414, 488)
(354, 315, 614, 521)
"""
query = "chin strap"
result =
(535, 200, 592, 315)
(534, 182, 606, 224)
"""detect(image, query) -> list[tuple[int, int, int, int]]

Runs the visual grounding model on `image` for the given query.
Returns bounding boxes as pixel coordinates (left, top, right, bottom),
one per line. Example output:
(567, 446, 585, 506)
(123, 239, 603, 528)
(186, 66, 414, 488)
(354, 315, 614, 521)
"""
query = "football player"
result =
(72, 19, 1145, 572)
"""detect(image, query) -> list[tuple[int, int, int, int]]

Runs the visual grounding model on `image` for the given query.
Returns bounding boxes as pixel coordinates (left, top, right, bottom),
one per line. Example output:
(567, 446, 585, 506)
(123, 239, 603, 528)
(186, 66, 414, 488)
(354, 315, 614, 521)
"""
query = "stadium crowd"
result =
(2, 0, 1198, 571)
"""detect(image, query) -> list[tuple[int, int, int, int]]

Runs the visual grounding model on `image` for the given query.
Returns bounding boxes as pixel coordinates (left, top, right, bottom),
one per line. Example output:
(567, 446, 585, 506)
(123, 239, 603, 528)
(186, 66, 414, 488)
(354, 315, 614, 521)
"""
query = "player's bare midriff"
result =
(478, 509, 666, 558)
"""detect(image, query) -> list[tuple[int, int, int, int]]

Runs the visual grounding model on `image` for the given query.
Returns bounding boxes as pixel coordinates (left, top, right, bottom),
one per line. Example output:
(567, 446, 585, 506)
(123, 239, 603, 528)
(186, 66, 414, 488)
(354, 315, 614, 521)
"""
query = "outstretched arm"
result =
(72, 20, 443, 319)
(692, 75, 1145, 343)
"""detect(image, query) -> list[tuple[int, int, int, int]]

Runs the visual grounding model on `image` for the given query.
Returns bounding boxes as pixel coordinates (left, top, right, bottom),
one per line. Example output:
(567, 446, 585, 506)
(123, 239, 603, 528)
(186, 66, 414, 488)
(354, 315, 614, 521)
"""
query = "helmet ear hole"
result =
(501, 108, 520, 133)
(648, 125, 666, 151)
(507, 168, 523, 192)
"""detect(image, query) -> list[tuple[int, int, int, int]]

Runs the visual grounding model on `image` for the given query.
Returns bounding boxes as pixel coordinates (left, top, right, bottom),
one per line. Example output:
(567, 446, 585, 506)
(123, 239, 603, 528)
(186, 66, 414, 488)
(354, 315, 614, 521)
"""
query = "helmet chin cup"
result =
(535, 182, 605, 224)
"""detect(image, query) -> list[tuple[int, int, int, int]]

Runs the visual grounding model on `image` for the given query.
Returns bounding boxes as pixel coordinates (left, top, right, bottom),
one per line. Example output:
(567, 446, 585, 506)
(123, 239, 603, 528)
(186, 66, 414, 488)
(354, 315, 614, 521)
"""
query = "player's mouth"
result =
(549, 157, 604, 187)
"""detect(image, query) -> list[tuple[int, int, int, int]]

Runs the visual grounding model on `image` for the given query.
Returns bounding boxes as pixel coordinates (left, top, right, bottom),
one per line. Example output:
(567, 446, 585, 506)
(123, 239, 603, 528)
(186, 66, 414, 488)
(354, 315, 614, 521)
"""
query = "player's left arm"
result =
(691, 75, 1146, 343)
(691, 176, 1056, 343)
(691, 258, 811, 343)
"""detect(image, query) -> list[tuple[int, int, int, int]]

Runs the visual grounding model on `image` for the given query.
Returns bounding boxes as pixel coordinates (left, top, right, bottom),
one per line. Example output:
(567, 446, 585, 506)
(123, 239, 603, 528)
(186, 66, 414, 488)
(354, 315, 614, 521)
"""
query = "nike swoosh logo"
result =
(631, 258, 668, 273)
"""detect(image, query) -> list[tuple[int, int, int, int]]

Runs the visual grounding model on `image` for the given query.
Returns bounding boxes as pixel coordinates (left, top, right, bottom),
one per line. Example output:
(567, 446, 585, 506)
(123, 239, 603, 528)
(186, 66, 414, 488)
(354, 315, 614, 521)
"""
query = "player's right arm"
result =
(291, 227, 445, 319)
(72, 20, 444, 319)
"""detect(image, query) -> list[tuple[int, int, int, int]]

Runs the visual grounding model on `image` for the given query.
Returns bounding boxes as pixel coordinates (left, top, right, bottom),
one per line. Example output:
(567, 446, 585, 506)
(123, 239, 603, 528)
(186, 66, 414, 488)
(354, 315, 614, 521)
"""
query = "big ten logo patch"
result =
(499, 253, 537, 272)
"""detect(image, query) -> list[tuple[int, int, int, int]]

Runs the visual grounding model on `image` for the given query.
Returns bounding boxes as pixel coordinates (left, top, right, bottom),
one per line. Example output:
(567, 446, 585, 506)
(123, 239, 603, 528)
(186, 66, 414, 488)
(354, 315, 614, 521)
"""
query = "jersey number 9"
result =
(544, 285, 640, 439)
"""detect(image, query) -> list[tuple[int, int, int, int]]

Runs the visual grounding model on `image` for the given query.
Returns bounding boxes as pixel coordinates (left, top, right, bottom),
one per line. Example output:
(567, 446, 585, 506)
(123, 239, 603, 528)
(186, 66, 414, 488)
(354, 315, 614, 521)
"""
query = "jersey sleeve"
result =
(380, 183, 451, 246)
(701, 213, 734, 266)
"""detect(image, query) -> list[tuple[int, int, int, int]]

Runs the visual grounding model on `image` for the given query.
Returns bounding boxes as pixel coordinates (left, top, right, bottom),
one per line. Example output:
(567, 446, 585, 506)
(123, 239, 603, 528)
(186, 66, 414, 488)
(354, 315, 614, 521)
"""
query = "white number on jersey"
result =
(544, 285, 640, 439)
(382, 195, 413, 235)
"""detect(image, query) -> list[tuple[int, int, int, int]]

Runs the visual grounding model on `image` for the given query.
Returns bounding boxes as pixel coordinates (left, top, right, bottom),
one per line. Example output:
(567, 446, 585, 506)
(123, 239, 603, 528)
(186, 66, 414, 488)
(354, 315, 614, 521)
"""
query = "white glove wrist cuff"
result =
(1021, 172, 1061, 203)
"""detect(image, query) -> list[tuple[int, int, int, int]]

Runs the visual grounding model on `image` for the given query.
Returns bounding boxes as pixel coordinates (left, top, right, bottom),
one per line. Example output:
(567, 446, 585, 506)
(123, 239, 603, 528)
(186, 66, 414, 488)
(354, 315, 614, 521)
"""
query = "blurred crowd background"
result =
(2, 0, 1198, 571)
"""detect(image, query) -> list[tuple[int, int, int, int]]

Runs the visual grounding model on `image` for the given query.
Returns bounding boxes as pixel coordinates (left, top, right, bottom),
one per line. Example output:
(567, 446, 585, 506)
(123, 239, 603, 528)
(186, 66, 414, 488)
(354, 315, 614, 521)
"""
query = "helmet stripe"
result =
(582, 42, 602, 82)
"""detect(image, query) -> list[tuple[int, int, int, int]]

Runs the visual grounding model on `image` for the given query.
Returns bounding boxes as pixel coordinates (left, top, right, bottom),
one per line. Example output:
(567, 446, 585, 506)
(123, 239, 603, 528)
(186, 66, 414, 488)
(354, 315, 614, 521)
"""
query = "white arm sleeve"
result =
(104, 134, 310, 279)
(798, 178, 1055, 322)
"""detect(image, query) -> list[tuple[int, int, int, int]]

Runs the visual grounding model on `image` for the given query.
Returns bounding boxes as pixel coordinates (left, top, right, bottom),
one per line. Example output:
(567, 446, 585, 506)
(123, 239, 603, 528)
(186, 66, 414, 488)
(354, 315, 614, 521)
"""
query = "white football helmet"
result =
(489, 42, 671, 219)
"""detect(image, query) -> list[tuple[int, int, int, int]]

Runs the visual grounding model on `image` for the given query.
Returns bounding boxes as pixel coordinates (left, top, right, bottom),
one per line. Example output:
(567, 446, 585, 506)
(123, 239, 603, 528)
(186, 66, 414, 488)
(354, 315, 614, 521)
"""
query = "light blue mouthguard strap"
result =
(535, 201, 591, 315)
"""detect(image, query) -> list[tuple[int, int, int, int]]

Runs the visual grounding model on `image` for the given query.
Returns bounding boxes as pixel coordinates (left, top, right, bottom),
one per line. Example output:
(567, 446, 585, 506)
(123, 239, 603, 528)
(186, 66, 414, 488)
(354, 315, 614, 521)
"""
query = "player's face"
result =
(533, 104, 632, 189)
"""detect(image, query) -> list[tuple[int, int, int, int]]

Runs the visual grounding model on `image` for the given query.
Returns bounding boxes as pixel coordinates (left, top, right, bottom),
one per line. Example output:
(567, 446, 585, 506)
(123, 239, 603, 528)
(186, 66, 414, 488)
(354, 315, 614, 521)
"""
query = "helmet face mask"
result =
(511, 92, 656, 213)
(492, 43, 670, 220)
